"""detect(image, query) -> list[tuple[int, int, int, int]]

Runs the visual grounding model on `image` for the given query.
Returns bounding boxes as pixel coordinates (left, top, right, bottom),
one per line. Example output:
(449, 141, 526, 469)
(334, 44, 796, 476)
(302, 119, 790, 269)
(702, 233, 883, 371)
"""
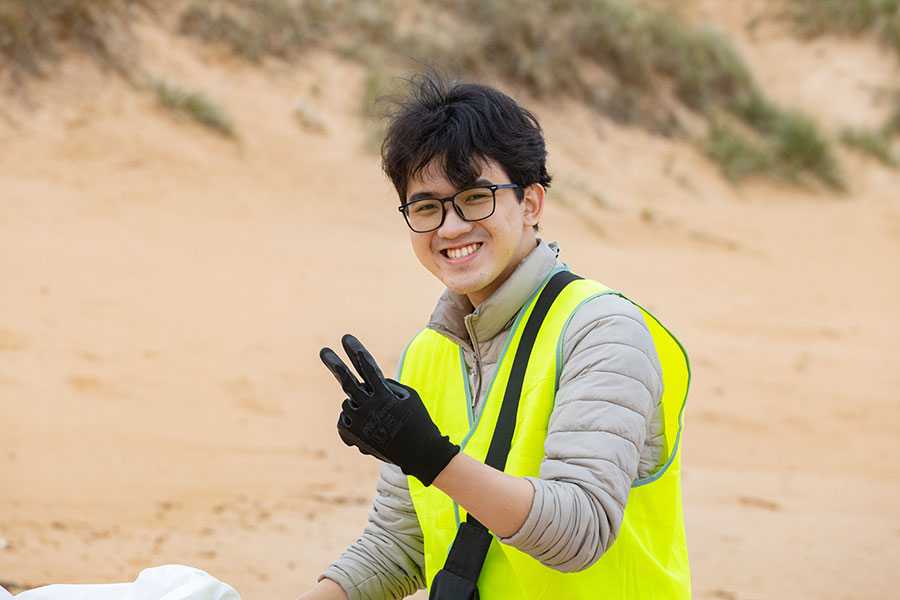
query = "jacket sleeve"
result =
(320, 462, 426, 600)
(497, 293, 664, 572)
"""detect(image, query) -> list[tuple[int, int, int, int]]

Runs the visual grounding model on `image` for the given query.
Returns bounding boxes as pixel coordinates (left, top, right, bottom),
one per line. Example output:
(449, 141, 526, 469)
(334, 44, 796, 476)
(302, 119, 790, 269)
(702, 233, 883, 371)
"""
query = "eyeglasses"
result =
(398, 183, 521, 233)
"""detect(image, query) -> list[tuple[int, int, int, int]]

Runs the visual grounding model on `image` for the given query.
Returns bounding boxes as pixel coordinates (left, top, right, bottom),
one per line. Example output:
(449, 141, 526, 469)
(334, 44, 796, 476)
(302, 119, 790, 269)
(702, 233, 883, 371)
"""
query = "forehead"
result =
(406, 158, 509, 199)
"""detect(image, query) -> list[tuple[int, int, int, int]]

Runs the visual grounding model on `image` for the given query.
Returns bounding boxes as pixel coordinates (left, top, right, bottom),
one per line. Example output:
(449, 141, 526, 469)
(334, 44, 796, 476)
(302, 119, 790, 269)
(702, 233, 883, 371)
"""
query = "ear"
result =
(522, 183, 545, 228)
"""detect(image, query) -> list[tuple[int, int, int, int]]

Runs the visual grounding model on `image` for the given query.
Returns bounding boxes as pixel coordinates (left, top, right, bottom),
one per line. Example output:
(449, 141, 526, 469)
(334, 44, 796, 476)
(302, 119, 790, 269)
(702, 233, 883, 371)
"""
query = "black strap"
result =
(481, 269, 582, 475)
(430, 270, 582, 599)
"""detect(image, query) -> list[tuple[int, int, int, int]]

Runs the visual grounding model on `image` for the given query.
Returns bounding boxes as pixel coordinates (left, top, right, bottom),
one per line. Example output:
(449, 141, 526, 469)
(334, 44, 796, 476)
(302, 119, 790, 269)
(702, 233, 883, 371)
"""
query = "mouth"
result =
(440, 242, 482, 260)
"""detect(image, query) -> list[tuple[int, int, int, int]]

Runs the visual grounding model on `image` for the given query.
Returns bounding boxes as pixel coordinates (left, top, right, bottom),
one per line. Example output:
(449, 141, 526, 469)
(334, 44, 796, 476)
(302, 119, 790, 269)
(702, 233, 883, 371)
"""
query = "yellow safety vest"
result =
(399, 271, 691, 598)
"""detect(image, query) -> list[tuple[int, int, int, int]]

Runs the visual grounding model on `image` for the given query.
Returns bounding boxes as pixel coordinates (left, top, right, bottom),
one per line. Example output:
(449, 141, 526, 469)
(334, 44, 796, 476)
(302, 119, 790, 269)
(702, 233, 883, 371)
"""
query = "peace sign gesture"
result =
(319, 334, 459, 486)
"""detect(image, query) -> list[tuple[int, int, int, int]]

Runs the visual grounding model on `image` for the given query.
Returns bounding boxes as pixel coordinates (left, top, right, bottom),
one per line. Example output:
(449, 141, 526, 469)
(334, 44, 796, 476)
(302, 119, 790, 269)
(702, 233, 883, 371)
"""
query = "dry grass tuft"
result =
(0, 0, 139, 79)
(0, 0, 852, 189)
(841, 126, 899, 166)
(152, 78, 235, 137)
(785, 0, 900, 58)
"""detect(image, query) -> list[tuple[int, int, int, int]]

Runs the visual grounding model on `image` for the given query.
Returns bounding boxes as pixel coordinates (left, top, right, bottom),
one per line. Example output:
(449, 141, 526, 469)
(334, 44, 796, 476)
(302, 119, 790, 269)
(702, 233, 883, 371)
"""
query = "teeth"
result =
(446, 243, 480, 259)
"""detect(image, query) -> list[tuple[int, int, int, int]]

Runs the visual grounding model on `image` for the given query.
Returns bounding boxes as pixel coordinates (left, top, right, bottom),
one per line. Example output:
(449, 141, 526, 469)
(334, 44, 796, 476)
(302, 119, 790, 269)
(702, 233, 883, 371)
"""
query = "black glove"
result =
(319, 334, 460, 486)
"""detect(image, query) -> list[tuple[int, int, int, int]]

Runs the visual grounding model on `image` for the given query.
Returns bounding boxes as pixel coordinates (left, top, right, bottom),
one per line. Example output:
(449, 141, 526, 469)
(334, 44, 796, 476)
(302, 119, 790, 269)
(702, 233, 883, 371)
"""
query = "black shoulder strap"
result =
(429, 270, 582, 599)
(482, 269, 582, 474)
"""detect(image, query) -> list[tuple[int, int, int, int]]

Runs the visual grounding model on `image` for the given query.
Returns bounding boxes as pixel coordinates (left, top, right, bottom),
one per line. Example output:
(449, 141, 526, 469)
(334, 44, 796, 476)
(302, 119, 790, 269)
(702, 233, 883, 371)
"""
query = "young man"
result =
(301, 74, 690, 599)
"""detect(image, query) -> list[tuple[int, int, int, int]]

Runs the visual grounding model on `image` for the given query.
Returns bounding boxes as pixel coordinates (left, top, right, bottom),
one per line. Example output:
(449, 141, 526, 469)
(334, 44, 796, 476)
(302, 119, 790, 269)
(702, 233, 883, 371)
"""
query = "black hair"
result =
(381, 72, 552, 203)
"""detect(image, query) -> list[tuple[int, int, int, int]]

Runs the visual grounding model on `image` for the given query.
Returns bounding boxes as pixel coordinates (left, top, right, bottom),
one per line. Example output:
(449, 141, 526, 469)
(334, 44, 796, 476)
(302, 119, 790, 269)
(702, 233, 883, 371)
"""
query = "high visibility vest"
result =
(398, 271, 691, 598)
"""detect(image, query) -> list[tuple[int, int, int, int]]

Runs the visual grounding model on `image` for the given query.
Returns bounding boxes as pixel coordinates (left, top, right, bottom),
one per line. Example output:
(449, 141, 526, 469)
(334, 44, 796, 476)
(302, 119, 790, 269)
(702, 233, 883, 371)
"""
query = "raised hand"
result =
(319, 334, 459, 486)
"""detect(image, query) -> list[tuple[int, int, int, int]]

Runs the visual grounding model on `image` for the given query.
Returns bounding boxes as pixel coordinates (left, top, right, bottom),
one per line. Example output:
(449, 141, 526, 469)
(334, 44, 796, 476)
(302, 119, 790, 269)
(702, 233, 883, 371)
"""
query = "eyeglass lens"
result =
(403, 187, 495, 232)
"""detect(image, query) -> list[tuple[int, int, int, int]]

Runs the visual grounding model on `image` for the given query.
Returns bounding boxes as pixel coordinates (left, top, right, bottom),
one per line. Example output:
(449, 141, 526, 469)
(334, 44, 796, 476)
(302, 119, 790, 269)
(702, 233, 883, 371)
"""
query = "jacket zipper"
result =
(464, 314, 483, 427)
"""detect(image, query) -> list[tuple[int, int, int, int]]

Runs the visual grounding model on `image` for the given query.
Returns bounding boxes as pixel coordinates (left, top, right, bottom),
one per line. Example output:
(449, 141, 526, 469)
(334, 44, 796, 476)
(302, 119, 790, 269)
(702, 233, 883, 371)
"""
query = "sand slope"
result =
(1, 5, 899, 599)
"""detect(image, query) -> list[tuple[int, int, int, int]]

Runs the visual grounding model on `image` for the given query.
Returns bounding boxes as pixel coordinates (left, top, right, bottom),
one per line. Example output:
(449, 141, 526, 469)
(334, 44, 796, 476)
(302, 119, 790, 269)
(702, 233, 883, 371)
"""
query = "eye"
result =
(411, 200, 440, 214)
(459, 188, 492, 205)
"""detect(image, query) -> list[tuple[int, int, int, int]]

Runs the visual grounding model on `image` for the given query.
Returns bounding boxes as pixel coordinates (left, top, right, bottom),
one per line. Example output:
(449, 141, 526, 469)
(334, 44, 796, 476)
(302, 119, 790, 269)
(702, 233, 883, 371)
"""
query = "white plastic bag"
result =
(0, 565, 241, 600)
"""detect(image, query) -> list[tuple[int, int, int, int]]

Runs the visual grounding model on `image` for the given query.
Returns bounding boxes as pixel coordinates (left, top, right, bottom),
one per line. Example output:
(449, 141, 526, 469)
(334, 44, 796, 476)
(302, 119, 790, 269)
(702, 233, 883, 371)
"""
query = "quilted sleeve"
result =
(497, 293, 664, 572)
(320, 462, 426, 599)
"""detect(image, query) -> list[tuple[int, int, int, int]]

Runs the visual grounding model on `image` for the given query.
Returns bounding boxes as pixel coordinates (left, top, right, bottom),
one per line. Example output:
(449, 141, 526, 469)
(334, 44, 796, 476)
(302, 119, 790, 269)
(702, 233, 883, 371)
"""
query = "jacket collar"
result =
(426, 239, 560, 350)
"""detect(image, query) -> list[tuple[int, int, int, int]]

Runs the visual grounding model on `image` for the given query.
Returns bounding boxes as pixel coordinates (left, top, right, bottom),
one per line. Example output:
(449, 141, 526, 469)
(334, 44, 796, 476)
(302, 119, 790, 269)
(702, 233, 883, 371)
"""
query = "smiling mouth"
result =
(441, 243, 482, 259)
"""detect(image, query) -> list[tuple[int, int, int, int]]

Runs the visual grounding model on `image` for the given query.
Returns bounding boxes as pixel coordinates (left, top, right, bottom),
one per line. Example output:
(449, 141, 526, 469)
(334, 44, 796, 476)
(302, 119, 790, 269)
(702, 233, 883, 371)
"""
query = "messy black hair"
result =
(381, 71, 552, 204)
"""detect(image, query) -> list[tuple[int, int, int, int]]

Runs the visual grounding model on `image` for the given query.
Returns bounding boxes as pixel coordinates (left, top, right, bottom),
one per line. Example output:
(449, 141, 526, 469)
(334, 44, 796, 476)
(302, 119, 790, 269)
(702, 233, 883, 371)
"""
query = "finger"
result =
(341, 334, 390, 395)
(384, 379, 411, 401)
(319, 346, 365, 397)
(337, 418, 393, 464)
(342, 397, 360, 412)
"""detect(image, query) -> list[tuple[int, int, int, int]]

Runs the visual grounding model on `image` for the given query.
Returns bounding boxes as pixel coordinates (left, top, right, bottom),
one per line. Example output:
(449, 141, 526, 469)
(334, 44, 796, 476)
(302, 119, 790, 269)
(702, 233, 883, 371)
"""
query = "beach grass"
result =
(706, 120, 774, 181)
(1, 0, 850, 189)
(0, 0, 137, 77)
(786, 0, 900, 57)
(152, 78, 235, 137)
(841, 126, 899, 166)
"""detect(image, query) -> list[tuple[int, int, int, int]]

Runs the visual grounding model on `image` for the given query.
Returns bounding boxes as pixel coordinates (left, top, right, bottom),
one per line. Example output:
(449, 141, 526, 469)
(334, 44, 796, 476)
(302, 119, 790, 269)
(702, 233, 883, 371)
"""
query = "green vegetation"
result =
(152, 78, 235, 137)
(2, 0, 856, 189)
(707, 120, 774, 181)
(178, 0, 396, 63)
(770, 109, 844, 188)
(786, 0, 900, 57)
(707, 107, 845, 188)
(179, 1, 310, 63)
(178, 0, 842, 186)
(0, 0, 137, 77)
(446, 1, 762, 125)
(836, 91, 900, 167)
(840, 126, 899, 166)
(886, 95, 900, 135)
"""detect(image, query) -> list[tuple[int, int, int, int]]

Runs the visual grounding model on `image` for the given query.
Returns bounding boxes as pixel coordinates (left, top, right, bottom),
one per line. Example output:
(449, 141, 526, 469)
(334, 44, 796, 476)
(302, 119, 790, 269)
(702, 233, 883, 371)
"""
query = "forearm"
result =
(296, 578, 348, 600)
(319, 463, 425, 600)
(432, 452, 535, 538)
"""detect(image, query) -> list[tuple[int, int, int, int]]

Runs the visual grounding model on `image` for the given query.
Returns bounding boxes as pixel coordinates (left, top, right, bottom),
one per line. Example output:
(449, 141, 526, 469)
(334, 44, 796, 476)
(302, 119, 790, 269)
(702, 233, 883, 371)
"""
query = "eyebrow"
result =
(407, 178, 495, 202)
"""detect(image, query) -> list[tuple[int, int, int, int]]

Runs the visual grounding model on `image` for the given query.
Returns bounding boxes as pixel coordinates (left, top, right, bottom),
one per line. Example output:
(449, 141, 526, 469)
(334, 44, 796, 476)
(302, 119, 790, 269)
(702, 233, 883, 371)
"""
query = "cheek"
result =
(410, 232, 436, 268)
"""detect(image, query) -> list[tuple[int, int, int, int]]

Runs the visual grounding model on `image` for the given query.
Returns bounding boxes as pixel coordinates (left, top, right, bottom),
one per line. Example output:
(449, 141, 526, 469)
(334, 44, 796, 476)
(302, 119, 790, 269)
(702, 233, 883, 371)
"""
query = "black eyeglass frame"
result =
(398, 183, 522, 233)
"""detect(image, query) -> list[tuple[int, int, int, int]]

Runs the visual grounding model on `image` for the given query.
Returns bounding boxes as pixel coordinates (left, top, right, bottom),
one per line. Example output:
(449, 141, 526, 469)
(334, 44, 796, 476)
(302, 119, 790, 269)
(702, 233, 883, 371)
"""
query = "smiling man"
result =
(298, 73, 691, 600)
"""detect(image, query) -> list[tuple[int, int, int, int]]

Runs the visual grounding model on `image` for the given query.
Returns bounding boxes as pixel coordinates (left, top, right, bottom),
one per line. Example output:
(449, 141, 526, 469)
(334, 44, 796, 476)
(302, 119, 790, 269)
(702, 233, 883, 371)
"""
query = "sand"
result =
(1, 5, 899, 599)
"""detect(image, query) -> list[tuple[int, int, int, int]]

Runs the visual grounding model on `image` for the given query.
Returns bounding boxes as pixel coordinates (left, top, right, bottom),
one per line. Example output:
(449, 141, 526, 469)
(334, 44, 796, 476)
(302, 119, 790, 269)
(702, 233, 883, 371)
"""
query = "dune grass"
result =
(0, 0, 137, 77)
(448, 0, 761, 118)
(173, 0, 843, 187)
(178, 0, 396, 63)
(707, 111, 844, 187)
(1, 0, 849, 189)
(152, 78, 235, 137)
(786, 0, 900, 57)
(841, 126, 899, 166)
(885, 95, 900, 135)
(178, 0, 311, 63)
(707, 120, 775, 181)
(837, 90, 900, 167)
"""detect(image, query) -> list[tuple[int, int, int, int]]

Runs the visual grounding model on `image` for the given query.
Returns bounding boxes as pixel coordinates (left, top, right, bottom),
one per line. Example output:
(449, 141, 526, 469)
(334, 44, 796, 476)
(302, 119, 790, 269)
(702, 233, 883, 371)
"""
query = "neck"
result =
(467, 235, 538, 307)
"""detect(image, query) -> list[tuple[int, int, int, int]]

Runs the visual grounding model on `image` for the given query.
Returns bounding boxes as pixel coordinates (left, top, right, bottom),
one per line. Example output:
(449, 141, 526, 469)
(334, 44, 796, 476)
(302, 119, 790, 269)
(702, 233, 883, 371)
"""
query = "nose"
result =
(436, 200, 473, 238)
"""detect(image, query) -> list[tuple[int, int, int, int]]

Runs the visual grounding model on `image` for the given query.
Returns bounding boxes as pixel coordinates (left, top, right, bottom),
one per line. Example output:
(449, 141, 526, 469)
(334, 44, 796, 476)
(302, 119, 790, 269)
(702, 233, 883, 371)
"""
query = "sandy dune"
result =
(2, 4, 899, 599)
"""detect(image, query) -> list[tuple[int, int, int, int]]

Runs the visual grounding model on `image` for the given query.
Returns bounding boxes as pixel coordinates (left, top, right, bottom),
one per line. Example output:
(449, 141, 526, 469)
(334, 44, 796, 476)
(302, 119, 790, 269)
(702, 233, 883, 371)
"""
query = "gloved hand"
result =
(319, 334, 460, 486)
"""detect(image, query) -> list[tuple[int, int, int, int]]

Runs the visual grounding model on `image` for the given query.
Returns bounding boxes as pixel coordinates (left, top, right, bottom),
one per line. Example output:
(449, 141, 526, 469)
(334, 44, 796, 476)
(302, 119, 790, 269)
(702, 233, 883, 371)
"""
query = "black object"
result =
(320, 334, 460, 487)
(429, 270, 582, 600)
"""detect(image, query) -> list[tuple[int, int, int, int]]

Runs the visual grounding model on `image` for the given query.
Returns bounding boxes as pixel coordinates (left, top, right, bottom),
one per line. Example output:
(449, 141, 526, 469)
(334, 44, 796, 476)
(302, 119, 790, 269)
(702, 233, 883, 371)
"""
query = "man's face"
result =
(404, 158, 544, 307)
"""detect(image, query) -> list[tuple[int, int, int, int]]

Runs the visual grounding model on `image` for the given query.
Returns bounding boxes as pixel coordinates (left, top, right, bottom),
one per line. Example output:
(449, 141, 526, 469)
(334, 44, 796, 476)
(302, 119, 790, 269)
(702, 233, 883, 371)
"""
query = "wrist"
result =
(411, 436, 459, 486)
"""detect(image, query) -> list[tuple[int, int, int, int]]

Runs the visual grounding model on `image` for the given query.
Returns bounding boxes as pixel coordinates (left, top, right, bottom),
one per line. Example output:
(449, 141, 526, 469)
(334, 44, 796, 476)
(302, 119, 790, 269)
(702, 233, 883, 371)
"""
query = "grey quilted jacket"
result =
(321, 240, 665, 600)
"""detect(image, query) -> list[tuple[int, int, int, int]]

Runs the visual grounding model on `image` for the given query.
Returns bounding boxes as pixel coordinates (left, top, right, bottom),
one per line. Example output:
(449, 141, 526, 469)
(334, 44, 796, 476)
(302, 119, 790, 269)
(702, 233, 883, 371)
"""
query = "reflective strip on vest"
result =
(399, 272, 691, 599)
